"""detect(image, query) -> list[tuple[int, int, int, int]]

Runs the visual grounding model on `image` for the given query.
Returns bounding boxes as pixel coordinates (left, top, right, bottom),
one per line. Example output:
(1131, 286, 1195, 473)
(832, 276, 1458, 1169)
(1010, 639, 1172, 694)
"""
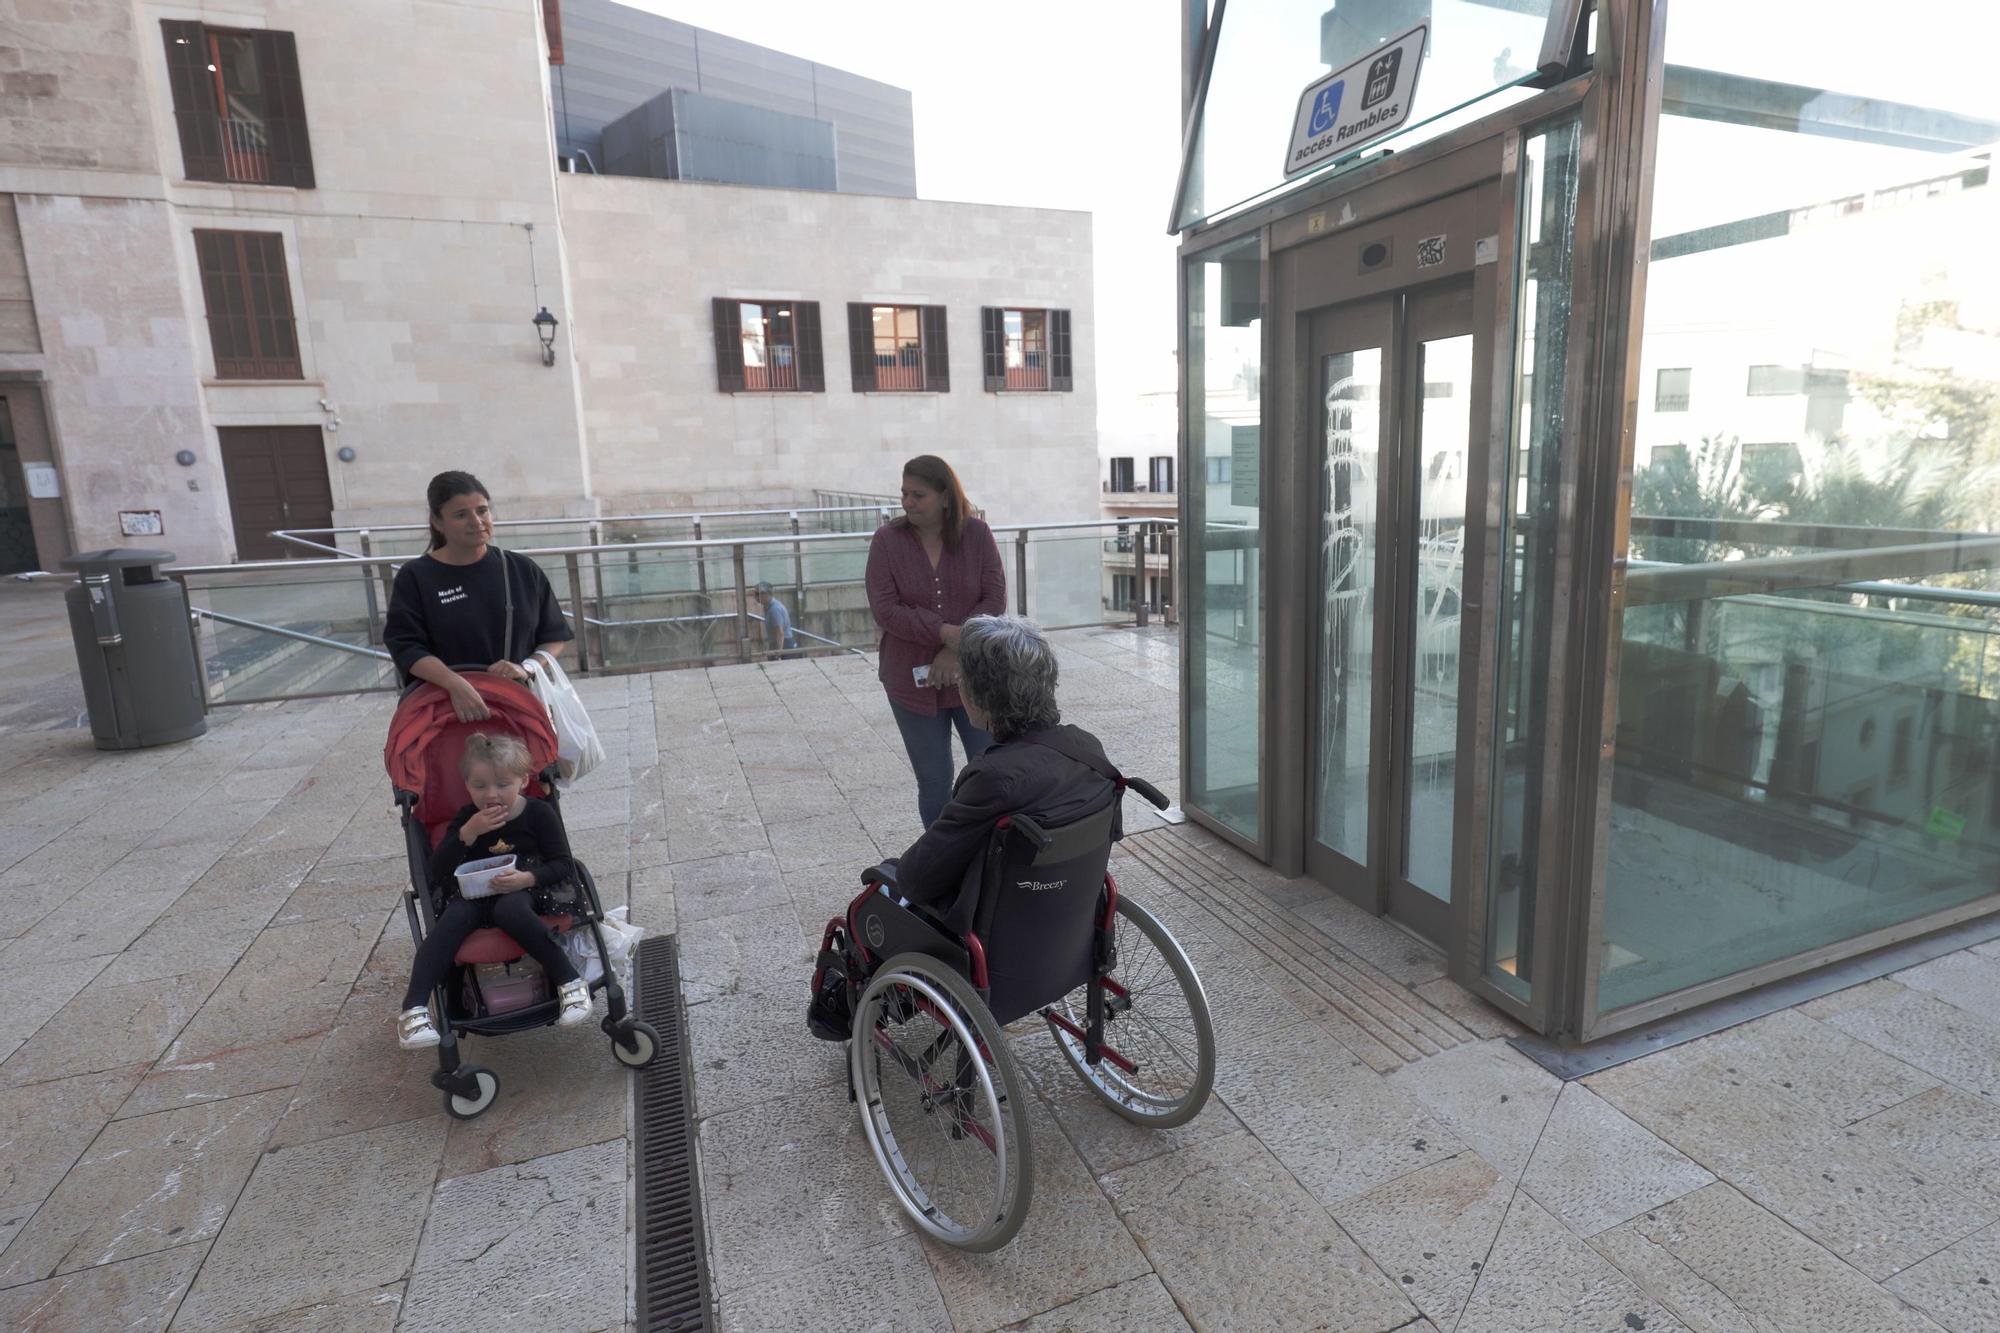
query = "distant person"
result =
(383, 471, 573, 722)
(751, 581, 799, 654)
(865, 454, 1007, 828)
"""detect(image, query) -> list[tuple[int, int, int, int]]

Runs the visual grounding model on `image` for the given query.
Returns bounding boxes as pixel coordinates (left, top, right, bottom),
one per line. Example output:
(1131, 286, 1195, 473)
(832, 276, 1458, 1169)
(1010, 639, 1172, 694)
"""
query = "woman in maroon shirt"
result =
(866, 455, 1008, 827)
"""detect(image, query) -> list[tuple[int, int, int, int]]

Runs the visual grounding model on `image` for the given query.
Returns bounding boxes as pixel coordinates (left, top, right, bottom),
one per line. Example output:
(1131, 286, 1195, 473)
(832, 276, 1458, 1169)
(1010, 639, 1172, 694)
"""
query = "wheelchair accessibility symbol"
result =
(1309, 82, 1344, 135)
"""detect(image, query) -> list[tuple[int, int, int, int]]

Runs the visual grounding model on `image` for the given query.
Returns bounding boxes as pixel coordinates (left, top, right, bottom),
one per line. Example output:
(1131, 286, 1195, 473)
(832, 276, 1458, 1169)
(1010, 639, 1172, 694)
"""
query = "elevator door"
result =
(1307, 277, 1479, 944)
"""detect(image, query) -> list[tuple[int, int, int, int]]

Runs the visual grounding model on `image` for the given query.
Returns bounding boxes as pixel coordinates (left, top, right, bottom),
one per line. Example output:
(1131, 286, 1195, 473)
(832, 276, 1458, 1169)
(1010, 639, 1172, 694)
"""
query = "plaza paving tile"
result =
(399, 1139, 627, 1333)
(170, 1117, 446, 1329)
(1329, 1150, 1515, 1326)
(0, 1243, 206, 1333)
(1454, 1193, 1684, 1333)
(718, 1235, 951, 1333)
(1101, 1131, 1418, 1333)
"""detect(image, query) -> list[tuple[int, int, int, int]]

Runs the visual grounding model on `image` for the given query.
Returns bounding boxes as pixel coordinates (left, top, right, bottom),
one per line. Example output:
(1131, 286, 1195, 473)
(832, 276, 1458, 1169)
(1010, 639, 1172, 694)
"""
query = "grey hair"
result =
(754, 581, 773, 596)
(957, 614, 1059, 740)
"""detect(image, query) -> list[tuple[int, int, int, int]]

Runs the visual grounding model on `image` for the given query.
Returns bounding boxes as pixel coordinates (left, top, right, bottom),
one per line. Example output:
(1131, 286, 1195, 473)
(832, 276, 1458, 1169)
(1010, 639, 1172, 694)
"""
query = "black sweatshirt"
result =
(384, 549, 574, 687)
(428, 798, 577, 894)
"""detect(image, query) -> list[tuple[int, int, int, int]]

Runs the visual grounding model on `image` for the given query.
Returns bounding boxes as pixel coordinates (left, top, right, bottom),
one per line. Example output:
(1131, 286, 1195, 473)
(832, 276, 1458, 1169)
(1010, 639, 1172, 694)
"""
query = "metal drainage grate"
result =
(633, 934, 714, 1331)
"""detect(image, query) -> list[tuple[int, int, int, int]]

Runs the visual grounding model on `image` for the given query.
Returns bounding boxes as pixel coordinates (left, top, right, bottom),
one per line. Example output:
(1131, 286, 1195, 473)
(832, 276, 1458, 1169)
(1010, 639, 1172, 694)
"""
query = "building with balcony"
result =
(1100, 447, 1176, 616)
(0, 0, 1097, 574)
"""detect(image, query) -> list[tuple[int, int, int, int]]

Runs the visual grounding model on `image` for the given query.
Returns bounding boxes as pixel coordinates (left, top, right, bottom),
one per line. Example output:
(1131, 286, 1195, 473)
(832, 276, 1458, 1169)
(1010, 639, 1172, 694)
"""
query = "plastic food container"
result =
(454, 854, 517, 900)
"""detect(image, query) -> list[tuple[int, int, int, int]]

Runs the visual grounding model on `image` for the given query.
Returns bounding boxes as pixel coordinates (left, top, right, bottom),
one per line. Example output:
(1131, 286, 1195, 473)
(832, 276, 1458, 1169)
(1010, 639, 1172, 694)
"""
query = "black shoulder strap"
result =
(1019, 728, 1123, 784)
(498, 547, 514, 662)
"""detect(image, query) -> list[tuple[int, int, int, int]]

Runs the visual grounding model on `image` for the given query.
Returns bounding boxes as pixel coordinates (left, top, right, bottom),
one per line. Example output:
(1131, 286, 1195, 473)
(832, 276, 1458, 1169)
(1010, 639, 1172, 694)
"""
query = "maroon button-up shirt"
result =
(866, 517, 1007, 715)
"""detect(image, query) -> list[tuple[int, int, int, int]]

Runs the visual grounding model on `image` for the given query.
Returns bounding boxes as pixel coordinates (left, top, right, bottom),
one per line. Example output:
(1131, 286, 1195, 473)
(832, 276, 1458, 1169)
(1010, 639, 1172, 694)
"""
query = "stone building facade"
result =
(0, 0, 1097, 570)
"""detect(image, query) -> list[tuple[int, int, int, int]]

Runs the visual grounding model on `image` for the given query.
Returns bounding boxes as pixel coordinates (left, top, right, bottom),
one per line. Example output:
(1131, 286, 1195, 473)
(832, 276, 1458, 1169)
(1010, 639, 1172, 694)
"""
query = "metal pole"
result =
(694, 515, 709, 606)
(790, 511, 805, 615)
(587, 519, 606, 659)
(1133, 522, 1150, 627)
(357, 530, 383, 644)
(1015, 529, 1030, 616)
(1165, 525, 1178, 626)
(172, 572, 213, 709)
(732, 543, 751, 663)
(564, 553, 590, 672)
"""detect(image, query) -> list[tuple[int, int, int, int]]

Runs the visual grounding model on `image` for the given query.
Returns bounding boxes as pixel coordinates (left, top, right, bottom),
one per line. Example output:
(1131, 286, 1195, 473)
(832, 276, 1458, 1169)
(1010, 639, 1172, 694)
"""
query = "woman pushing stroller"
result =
(397, 732, 591, 1048)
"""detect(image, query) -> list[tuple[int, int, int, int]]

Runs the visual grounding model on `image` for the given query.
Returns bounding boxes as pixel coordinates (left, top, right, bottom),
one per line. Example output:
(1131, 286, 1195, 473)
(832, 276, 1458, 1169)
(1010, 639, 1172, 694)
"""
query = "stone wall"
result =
(557, 173, 1102, 530)
(0, 0, 158, 173)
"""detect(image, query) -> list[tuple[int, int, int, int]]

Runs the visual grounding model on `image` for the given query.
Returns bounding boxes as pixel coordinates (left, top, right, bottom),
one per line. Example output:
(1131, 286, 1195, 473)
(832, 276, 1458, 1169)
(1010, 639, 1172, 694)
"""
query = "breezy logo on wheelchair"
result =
(807, 780, 1216, 1252)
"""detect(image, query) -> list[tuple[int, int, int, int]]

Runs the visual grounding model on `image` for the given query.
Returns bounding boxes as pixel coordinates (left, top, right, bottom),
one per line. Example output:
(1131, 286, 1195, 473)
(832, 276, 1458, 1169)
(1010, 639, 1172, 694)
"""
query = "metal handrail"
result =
(191, 606, 392, 660)
(580, 609, 863, 655)
(271, 505, 902, 540)
(173, 518, 1182, 576)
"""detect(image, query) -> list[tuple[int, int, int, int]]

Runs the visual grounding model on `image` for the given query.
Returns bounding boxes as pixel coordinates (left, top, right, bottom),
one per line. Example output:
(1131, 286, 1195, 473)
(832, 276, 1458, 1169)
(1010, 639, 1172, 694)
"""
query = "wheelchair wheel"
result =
(850, 952, 1033, 1252)
(1047, 895, 1215, 1129)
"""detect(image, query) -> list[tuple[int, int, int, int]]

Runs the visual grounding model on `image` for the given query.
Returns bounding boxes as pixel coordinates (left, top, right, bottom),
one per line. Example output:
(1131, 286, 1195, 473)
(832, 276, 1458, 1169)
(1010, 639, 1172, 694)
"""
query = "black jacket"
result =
(428, 798, 576, 897)
(893, 724, 1120, 934)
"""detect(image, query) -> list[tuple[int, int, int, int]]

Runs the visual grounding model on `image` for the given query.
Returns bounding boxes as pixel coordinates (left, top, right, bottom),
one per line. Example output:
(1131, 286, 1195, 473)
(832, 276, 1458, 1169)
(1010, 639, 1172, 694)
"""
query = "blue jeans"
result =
(890, 701, 992, 828)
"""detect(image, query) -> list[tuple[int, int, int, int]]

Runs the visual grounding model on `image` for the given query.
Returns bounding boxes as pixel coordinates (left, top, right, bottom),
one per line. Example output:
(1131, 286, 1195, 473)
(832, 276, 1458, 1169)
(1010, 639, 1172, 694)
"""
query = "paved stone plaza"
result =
(1, 578, 1996, 1332)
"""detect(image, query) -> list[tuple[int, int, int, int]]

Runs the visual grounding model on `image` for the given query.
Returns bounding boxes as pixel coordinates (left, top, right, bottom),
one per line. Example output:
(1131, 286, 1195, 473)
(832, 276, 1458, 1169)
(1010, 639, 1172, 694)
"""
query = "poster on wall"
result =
(119, 510, 165, 537)
(24, 462, 59, 498)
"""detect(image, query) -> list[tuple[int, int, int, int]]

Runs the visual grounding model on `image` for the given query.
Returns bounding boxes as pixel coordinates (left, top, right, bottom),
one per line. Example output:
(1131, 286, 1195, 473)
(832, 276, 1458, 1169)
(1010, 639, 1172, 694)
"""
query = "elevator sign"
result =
(1284, 24, 1428, 178)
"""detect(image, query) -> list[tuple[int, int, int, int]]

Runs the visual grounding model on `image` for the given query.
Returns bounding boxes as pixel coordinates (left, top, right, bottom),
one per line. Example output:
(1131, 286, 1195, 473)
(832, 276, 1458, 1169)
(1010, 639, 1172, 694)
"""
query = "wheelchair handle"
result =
(1125, 777, 1171, 811)
(1003, 812, 1053, 851)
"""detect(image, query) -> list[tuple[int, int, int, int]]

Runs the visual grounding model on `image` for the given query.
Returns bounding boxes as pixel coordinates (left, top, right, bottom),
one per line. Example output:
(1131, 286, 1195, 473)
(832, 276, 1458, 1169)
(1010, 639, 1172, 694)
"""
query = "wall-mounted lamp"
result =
(533, 306, 559, 367)
(337, 446, 356, 463)
(175, 449, 197, 466)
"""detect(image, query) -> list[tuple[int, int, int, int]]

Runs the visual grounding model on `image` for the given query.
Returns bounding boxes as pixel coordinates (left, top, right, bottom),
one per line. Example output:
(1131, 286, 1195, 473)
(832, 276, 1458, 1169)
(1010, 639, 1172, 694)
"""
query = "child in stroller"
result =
(397, 731, 590, 1048)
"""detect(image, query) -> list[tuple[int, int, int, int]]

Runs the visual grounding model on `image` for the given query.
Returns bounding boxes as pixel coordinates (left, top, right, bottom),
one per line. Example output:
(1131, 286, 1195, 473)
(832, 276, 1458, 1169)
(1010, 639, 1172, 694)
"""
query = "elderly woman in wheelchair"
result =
(808, 614, 1216, 1251)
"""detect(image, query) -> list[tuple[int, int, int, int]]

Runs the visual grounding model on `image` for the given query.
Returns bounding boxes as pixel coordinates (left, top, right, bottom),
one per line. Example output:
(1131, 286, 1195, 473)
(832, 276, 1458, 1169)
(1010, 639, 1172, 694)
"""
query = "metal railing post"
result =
(356, 530, 384, 644)
(172, 572, 213, 709)
(1133, 522, 1150, 627)
(1015, 529, 1030, 616)
(1164, 524, 1178, 626)
(693, 516, 709, 607)
(732, 543, 751, 663)
(564, 553, 590, 672)
(790, 512, 805, 615)
(587, 519, 606, 661)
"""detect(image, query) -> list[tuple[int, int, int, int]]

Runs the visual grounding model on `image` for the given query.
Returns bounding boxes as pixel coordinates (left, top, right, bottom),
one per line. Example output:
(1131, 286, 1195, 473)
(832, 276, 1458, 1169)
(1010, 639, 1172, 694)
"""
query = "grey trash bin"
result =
(62, 548, 207, 750)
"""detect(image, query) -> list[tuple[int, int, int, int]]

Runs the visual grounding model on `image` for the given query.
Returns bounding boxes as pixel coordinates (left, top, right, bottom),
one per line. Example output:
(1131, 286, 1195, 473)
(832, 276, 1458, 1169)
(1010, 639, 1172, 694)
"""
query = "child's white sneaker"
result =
(556, 978, 592, 1026)
(398, 1005, 441, 1049)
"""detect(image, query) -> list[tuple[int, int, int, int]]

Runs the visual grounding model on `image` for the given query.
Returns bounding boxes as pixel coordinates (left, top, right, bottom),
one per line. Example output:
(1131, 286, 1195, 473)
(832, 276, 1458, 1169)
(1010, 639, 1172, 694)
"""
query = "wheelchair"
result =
(811, 776, 1215, 1251)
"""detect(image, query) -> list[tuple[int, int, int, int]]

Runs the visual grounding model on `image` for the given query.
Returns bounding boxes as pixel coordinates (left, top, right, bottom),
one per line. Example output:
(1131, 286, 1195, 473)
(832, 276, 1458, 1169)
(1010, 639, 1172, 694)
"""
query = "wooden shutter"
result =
(162, 21, 226, 182)
(254, 30, 316, 189)
(1050, 308, 1074, 392)
(847, 303, 874, 392)
(980, 307, 1005, 391)
(794, 301, 825, 392)
(195, 229, 300, 379)
(711, 298, 744, 392)
(921, 306, 950, 392)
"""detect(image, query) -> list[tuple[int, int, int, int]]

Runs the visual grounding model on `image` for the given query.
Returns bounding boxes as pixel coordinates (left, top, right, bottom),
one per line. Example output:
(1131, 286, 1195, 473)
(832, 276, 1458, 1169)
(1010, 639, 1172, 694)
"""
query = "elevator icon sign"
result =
(1284, 23, 1428, 178)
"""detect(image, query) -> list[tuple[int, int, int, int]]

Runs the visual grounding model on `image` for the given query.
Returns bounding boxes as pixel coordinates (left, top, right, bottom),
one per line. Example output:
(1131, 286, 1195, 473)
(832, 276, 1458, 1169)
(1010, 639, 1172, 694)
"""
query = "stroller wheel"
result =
(444, 1066, 499, 1119)
(610, 1019, 660, 1069)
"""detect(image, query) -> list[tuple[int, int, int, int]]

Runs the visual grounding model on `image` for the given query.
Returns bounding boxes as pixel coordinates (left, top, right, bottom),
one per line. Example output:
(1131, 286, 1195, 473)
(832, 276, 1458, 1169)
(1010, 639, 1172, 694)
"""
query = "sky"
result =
(617, 0, 1187, 459)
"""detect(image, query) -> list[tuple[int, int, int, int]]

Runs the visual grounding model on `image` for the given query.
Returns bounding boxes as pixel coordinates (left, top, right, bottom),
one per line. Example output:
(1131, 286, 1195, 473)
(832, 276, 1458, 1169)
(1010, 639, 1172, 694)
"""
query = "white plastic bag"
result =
(560, 906, 645, 990)
(524, 650, 604, 787)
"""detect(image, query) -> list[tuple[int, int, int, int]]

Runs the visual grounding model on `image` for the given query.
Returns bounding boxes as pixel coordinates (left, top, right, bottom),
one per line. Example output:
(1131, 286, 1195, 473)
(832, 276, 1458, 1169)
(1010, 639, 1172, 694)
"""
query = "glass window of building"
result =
(1600, 0, 2000, 1018)
(1185, 237, 1265, 842)
(1655, 367, 1691, 412)
(1150, 456, 1175, 493)
(847, 304, 948, 392)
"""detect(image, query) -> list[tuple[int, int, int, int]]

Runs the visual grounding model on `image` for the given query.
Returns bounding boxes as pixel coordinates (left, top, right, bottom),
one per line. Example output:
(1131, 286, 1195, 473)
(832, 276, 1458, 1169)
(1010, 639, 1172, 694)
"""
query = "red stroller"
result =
(386, 669, 660, 1119)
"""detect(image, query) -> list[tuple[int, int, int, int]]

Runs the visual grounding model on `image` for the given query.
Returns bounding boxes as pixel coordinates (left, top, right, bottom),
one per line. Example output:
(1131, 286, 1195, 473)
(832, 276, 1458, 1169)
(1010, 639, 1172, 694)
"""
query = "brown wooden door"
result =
(218, 426, 332, 560)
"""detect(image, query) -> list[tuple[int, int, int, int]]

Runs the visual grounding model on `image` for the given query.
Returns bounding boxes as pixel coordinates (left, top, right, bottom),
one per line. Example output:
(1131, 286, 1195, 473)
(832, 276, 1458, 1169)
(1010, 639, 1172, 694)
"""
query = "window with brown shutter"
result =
(161, 22, 315, 188)
(846, 304, 949, 392)
(194, 230, 302, 380)
(980, 307, 1073, 392)
(713, 299, 824, 393)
